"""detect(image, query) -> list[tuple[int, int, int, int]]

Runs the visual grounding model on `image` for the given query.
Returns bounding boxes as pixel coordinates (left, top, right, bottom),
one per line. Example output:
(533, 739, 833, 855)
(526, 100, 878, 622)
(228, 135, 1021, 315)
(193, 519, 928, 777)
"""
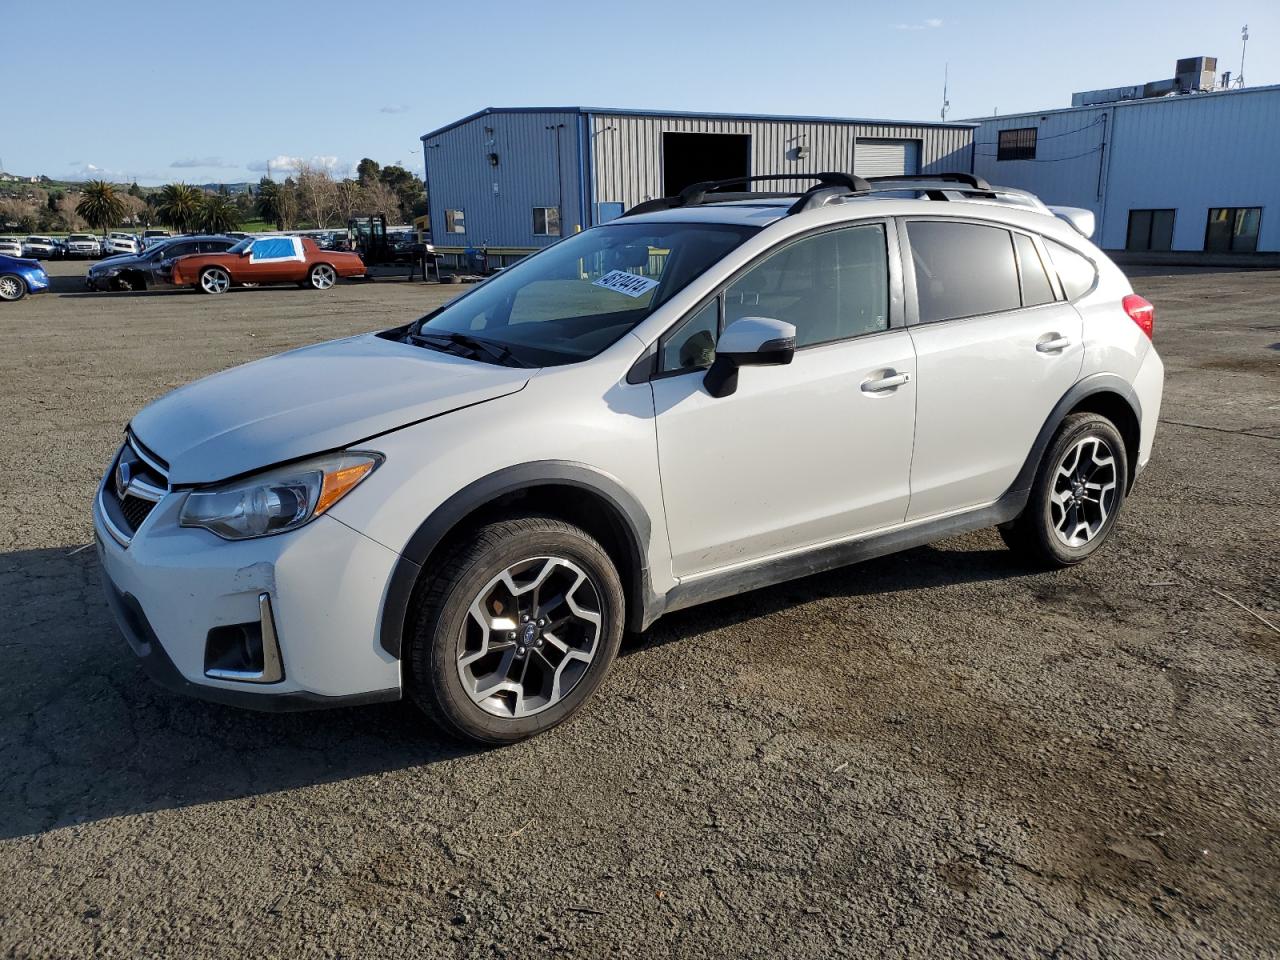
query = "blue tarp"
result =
(253, 237, 295, 260)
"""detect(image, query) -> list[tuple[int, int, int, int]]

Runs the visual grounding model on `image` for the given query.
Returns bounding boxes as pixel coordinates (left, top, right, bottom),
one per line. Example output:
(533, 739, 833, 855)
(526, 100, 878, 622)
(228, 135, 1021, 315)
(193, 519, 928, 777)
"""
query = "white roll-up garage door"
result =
(854, 139, 921, 177)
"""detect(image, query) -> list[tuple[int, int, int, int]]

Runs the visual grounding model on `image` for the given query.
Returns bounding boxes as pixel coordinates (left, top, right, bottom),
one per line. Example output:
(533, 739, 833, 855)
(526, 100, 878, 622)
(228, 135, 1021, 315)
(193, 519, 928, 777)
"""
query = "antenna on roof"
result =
(1238, 24, 1249, 88)
(940, 63, 951, 121)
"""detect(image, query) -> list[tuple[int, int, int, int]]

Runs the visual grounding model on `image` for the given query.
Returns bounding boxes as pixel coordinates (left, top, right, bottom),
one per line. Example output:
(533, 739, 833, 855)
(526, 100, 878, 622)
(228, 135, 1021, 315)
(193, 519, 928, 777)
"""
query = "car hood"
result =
(130, 333, 533, 485)
(93, 253, 144, 270)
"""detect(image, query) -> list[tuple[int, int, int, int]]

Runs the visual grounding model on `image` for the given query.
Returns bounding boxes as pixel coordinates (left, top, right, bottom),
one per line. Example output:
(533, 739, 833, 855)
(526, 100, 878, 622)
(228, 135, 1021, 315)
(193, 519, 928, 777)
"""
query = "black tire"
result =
(1000, 412, 1129, 567)
(307, 263, 337, 290)
(0, 274, 26, 302)
(199, 266, 231, 295)
(407, 515, 625, 744)
(113, 271, 144, 292)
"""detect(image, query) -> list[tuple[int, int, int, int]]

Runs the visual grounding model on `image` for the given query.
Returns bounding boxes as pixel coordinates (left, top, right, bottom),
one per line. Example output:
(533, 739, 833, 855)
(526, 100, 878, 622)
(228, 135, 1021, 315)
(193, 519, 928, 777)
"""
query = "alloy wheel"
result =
(311, 264, 336, 289)
(201, 269, 230, 294)
(456, 556, 603, 719)
(0, 276, 22, 300)
(1050, 436, 1118, 547)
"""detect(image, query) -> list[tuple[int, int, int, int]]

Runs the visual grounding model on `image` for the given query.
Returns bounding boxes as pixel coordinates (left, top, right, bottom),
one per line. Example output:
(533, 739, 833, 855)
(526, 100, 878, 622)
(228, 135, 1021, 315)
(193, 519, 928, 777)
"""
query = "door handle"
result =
(861, 371, 910, 393)
(1036, 334, 1071, 353)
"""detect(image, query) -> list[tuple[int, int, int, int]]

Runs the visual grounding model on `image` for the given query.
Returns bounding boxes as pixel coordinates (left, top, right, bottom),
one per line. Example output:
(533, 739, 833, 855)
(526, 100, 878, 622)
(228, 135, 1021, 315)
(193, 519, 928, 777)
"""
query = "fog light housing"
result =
(203, 593, 284, 683)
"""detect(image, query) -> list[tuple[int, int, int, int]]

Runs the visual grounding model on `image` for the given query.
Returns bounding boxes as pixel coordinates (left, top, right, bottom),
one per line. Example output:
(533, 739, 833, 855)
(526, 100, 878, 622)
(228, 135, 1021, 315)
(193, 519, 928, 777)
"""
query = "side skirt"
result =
(649, 490, 1029, 622)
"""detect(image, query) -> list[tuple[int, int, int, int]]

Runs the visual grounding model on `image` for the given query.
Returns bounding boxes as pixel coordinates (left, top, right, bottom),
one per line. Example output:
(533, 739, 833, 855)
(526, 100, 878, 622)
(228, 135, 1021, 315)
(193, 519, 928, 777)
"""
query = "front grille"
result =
(120, 493, 157, 531)
(101, 431, 170, 545)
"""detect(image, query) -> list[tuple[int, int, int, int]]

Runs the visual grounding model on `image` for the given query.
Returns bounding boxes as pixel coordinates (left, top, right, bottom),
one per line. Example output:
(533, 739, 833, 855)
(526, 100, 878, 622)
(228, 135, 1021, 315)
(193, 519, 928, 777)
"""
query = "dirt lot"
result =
(2, 260, 1277, 958)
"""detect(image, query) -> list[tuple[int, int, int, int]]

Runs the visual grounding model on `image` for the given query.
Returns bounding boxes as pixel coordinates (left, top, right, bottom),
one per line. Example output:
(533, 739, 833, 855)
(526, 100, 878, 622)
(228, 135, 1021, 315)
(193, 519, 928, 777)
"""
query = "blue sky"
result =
(10, 0, 1276, 185)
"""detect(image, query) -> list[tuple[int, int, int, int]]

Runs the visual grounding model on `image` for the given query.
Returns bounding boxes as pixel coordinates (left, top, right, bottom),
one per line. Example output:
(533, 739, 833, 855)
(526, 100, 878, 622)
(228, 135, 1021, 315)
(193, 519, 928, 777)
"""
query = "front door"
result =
(652, 222, 917, 578)
(902, 219, 1085, 520)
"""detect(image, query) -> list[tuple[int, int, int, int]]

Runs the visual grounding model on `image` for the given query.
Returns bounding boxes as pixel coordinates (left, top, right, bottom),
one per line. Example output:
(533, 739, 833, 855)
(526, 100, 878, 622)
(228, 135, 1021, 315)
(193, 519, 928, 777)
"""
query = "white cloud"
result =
(248, 154, 347, 176)
(65, 161, 157, 182)
(380, 104, 410, 114)
(894, 17, 943, 29)
(170, 156, 236, 169)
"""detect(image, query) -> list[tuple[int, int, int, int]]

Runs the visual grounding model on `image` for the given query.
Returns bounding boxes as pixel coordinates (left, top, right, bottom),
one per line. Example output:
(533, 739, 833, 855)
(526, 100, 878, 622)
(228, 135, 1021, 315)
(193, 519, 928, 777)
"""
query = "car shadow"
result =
(2, 537, 1032, 840)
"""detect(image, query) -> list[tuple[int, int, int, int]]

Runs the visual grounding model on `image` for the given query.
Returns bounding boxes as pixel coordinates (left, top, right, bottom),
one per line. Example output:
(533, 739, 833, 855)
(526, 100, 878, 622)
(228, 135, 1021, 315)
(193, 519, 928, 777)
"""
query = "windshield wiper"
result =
(407, 330, 527, 368)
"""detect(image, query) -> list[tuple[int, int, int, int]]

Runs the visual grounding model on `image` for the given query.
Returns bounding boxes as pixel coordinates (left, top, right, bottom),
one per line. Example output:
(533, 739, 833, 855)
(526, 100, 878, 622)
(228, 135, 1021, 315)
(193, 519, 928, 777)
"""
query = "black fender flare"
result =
(1008, 372, 1143, 498)
(378, 461, 655, 658)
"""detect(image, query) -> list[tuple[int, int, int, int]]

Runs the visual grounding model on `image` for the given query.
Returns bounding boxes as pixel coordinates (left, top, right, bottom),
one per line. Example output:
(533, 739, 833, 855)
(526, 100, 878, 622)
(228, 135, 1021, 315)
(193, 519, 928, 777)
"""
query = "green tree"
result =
(255, 177, 281, 225)
(378, 164, 426, 221)
(127, 181, 144, 198)
(75, 180, 126, 236)
(196, 194, 241, 234)
(155, 182, 203, 232)
(356, 157, 381, 184)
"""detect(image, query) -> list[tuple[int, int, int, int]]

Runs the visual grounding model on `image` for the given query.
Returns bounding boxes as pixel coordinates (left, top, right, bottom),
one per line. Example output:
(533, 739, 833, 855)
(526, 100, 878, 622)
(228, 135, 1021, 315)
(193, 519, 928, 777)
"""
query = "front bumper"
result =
(93, 472, 404, 711)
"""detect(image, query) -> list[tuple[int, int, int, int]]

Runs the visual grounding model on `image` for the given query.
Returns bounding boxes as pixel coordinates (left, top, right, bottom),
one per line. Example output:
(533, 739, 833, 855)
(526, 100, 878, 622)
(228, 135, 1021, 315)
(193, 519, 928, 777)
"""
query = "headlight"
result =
(179, 451, 382, 540)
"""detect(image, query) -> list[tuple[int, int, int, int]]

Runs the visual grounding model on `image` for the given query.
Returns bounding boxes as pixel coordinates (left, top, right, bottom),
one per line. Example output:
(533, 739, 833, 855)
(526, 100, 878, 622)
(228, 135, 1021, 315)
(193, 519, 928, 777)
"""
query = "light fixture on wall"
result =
(488, 152, 500, 167)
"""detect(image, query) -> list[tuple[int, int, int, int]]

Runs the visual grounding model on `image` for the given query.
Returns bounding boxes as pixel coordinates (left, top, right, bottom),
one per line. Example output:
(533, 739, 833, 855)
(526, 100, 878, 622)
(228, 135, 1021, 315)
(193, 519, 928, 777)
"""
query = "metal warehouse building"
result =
(421, 107, 975, 262)
(972, 71, 1280, 255)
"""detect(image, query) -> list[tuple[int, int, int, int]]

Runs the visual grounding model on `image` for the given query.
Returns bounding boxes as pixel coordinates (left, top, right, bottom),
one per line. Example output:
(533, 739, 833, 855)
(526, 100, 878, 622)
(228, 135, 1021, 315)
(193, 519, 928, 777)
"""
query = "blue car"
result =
(0, 253, 50, 302)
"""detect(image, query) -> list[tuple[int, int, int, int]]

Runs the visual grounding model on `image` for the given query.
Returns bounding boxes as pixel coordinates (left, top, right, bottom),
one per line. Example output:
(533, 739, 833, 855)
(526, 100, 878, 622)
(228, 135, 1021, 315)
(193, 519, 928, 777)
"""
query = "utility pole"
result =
(940, 64, 950, 121)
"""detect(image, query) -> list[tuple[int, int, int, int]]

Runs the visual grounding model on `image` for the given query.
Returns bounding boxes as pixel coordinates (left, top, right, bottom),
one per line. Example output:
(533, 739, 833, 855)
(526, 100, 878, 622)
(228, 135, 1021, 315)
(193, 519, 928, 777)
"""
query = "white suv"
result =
(94, 172, 1164, 743)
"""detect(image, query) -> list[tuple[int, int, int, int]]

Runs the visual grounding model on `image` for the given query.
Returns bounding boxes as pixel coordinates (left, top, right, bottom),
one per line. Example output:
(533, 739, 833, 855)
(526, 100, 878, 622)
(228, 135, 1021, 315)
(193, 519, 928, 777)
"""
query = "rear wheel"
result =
(1000, 412, 1128, 567)
(307, 263, 337, 290)
(407, 516, 625, 744)
(0, 274, 26, 301)
(199, 266, 231, 295)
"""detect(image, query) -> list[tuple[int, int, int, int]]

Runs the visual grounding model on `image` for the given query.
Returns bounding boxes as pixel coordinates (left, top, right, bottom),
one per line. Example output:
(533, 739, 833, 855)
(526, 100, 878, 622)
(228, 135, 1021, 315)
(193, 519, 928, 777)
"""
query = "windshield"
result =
(410, 221, 756, 366)
(228, 237, 253, 254)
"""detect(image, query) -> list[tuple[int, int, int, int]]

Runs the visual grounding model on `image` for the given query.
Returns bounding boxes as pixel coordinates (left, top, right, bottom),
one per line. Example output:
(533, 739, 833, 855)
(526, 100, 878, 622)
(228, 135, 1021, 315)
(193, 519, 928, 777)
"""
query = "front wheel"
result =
(199, 266, 231, 294)
(307, 263, 337, 290)
(407, 516, 625, 744)
(0, 274, 26, 302)
(1000, 412, 1128, 567)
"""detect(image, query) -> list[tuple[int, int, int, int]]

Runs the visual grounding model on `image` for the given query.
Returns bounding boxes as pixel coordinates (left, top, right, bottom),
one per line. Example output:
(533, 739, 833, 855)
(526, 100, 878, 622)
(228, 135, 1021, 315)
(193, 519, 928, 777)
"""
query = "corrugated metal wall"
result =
(973, 86, 1280, 251)
(422, 109, 976, 249)
(589, 113, 974, 212)
(423, 110, 584, 249)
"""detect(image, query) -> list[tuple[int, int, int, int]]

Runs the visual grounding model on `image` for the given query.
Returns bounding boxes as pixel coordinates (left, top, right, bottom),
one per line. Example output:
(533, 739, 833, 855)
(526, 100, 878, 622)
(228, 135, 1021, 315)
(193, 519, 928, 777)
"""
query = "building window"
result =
(1126, 209, 1176, 252)
(996, 127, 1037, 161)
(445, 209, 465, 234)
(1205, 207, 1261, 253)
(533, 207, 561, 237)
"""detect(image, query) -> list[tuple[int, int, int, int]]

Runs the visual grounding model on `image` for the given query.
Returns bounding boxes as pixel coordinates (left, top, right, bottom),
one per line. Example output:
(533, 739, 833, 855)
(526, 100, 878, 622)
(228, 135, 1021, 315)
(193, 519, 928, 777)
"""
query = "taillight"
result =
(1122, 294, 1155, 340)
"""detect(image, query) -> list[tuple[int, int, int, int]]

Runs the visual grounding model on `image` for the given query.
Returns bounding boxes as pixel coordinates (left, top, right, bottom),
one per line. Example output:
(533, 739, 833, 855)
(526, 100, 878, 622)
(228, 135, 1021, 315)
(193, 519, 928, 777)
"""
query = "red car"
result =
(171, 235, 366, 294)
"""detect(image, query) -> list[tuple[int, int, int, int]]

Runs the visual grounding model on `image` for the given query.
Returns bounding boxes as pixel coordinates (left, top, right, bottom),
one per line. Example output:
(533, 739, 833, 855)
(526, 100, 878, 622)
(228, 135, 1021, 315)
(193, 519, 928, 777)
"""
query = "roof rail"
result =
(621, 172, 871, 218)
(865, 173, 991, 190)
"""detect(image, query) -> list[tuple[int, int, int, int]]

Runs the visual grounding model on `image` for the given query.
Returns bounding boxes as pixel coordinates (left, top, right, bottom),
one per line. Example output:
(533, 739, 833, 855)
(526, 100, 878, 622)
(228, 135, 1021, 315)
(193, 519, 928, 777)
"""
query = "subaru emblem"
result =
(114, 460, 133, 499)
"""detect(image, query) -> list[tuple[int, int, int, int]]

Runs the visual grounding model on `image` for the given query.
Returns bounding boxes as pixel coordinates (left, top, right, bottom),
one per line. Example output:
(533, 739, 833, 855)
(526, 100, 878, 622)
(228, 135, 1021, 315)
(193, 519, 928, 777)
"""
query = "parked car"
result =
(23, 236, 58, 259)
(141, 230, 172, 249)
(85, 235, 238, 291)
(0, 252, 50, 301)
(0, 238, 24, 258)
(65, 234, 103, 259)
(105, 232, 142, 256)
(170, 235, 365, 293)
(94, 172, 1164, 744)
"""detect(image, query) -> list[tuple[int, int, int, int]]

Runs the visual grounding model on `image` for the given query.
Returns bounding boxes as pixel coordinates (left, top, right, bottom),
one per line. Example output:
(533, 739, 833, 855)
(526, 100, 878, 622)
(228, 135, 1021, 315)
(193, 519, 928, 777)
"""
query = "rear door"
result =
(902, 218, 1084, 520)
(652, 220, 917, 577)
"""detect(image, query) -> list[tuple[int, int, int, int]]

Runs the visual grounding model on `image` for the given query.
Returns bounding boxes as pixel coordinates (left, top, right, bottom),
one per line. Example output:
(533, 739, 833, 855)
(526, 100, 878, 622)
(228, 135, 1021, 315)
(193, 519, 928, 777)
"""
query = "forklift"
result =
(347, 213, 440, 280)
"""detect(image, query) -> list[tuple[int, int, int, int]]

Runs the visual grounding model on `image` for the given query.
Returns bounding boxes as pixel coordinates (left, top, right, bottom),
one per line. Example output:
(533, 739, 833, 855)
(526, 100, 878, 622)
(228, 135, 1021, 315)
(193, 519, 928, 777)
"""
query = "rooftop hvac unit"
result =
(1175, 56, 1217, 92)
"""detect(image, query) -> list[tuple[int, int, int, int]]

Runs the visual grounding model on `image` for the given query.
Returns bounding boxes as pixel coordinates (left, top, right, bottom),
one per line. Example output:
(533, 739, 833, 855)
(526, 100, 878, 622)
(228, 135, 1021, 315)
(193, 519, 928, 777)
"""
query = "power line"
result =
(972, 116, 1106, 148)
(973, 145, 1104, 162)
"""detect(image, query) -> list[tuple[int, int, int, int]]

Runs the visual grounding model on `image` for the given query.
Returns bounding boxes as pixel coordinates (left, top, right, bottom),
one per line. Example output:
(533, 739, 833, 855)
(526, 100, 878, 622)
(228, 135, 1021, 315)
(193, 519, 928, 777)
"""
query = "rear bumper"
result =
(1133, 345, 1165, 477)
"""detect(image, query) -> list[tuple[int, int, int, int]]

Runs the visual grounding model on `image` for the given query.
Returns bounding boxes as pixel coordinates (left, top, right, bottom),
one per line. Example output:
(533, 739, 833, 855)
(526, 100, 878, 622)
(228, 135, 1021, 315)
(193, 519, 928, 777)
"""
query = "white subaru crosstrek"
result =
(95, 173, 1163, 743)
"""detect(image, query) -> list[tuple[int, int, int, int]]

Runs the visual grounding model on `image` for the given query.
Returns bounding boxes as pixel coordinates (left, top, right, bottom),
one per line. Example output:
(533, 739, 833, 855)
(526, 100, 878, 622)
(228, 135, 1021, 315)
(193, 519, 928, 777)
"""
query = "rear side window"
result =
(1013, 233, 1055, 307)
(907, 221, 1020, 323)
(1045, 239, 1097, 300)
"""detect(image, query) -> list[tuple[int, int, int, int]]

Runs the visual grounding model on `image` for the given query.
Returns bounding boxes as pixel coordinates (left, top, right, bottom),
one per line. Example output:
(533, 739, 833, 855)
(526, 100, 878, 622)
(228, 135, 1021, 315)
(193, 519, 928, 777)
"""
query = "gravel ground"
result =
(1, 261, 1277, 959)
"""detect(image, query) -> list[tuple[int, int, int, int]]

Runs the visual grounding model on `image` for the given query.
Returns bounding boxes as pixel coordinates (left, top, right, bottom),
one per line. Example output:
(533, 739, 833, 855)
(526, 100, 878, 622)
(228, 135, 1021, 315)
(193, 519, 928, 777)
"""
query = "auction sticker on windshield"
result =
(592, 270, 659, 298)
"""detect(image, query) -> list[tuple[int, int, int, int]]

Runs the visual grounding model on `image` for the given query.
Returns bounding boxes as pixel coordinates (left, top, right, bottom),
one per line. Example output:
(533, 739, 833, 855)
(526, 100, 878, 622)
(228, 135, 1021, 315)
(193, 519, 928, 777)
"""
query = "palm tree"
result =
(155, 183, 203, 232)
(255, 178, 281, 227)
(196, 194, 241, 234)
(75, 180, 126, 237)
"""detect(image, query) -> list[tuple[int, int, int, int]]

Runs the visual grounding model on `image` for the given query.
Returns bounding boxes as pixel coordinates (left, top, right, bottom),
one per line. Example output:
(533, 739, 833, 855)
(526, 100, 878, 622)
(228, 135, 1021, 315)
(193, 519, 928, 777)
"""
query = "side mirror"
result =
(240, 248, 252, 256)
(703, 316, 796, 398)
